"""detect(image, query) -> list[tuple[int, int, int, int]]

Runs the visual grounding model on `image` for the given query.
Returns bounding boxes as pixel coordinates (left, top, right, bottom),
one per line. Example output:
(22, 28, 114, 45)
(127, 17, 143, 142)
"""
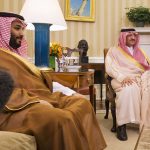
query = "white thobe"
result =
(105, 46, 150, 129)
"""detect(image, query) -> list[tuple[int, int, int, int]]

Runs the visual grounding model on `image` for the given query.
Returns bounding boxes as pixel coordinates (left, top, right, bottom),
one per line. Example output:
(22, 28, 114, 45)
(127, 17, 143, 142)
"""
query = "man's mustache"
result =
(130, 39, 136, 41)
(16, 36, 23, 40)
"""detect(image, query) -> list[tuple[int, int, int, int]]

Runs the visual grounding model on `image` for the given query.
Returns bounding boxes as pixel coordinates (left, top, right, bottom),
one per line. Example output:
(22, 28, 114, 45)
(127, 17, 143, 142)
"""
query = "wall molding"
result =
(66, 56, 104, 63)
(89, 57, 104, 63)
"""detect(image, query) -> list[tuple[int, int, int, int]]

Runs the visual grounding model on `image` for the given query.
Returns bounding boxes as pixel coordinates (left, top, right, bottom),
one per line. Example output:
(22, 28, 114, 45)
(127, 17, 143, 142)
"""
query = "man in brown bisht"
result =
(0, 12, 106, 150)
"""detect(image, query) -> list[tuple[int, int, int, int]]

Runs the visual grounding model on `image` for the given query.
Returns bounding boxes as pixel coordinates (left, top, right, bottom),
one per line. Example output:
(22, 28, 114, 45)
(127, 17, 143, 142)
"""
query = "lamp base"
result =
(33, 23, 52, 67)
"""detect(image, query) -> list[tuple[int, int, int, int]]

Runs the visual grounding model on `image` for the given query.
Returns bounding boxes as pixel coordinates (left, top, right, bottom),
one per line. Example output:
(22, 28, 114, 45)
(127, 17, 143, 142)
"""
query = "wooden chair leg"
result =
(104, 99, 109, 119)
(94, 94, 96, 113)
(110, 102, 116, 132)
(100, 84, 103, 101)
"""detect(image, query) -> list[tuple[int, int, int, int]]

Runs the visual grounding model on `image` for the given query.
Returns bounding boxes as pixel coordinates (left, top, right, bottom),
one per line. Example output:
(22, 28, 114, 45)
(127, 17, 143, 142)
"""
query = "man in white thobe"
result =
(105, 28, 150, 141)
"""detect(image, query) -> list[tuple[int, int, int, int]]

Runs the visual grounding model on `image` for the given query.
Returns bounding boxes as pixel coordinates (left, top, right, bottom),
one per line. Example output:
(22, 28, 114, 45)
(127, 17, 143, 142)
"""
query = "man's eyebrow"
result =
(15, 24, 21, 27)
(13, 24, 24, 28)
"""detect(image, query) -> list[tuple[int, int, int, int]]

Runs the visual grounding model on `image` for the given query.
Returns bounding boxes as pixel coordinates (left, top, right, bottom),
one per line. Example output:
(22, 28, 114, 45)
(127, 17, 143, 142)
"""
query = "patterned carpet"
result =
(96, 111, 139, 150)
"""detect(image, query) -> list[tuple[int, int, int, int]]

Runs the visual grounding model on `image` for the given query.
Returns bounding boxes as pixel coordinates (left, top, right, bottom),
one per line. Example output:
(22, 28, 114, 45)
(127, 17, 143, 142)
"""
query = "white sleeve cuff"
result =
(52, 82, 76, 96)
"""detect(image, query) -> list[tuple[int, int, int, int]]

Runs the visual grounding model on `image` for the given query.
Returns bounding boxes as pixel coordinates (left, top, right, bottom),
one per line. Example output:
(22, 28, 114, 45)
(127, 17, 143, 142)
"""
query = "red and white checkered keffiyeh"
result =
(0, 17, 27, 57)
(118, 31, 150, 70)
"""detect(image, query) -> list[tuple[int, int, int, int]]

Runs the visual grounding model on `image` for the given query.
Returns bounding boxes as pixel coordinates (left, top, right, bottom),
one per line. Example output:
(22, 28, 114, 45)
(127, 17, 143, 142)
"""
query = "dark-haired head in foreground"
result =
(0, 70, 14, 109)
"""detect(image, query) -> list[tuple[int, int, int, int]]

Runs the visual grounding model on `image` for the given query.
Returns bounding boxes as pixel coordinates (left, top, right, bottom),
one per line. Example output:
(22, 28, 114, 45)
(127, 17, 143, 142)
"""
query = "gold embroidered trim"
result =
(139, 48, 150, 64)
(5, 101, 40, 111)
(118, 47, 145, 71)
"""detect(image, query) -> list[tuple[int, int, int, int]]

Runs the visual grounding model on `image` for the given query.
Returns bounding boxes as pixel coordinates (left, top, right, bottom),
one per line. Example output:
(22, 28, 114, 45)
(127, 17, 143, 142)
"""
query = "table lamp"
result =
(20, 0, 67, 68)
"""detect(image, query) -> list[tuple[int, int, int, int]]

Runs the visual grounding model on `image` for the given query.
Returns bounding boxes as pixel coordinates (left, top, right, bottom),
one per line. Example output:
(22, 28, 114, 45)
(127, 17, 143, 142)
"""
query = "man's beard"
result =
(9, 34, 22, 49)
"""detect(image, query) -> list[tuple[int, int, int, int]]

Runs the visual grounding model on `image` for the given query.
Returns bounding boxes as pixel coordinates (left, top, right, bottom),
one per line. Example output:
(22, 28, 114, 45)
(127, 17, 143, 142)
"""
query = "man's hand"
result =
(121, 77, 135, 87)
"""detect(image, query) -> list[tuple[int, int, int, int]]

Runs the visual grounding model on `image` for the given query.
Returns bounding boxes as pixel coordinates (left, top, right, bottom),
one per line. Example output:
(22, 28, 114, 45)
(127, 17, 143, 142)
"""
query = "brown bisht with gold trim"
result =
(0, 49, 106, 150)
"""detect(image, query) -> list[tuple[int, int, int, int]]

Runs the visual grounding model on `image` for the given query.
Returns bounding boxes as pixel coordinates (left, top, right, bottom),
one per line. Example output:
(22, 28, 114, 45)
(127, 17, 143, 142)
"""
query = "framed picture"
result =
(65, 0, 95, 22)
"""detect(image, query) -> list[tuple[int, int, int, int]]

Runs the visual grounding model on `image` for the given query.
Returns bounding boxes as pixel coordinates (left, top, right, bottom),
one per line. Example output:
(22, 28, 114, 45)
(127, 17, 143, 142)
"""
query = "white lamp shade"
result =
(20, 0, 67, 31)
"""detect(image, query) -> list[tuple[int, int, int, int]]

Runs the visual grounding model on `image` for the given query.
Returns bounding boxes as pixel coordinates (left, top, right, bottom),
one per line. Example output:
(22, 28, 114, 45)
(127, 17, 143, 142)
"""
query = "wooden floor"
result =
(96, 99, 106, 110)
(94, 83, 106, 110)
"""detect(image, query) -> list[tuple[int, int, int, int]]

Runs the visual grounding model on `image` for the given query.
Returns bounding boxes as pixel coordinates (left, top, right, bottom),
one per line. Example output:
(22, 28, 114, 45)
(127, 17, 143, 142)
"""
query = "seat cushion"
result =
(0, 131, 36, 150)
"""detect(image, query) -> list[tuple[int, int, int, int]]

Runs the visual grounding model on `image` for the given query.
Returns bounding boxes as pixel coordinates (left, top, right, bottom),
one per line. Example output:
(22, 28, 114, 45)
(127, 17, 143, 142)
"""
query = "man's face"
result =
(9, 20, 25, 49)
(126, 32, 138, 47)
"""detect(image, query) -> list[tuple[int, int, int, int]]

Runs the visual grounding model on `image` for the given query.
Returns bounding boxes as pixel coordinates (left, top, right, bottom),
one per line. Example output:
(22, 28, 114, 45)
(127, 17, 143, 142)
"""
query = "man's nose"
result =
(131, 34, 136, 39)
(19, 29, 24, 36)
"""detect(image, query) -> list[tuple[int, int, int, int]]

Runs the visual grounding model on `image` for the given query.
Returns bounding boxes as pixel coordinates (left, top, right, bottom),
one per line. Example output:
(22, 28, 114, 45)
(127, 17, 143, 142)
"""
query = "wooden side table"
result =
(41, 70, 95, 110)
(81, 63, 105, 100)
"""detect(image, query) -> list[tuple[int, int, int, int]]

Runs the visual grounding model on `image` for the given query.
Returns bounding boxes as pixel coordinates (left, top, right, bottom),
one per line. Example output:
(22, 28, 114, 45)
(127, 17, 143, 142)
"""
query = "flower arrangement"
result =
(49, 42, 63, 58)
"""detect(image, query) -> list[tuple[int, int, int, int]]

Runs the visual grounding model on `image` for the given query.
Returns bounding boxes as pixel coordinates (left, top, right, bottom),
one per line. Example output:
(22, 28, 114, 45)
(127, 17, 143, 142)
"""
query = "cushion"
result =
(0, 131, 36, 150)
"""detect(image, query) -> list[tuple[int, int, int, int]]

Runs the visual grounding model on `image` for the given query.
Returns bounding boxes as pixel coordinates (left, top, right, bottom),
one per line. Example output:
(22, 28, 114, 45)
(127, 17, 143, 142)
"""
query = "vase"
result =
(56, 57, 61, 71)
(49, 56, 55, 70)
